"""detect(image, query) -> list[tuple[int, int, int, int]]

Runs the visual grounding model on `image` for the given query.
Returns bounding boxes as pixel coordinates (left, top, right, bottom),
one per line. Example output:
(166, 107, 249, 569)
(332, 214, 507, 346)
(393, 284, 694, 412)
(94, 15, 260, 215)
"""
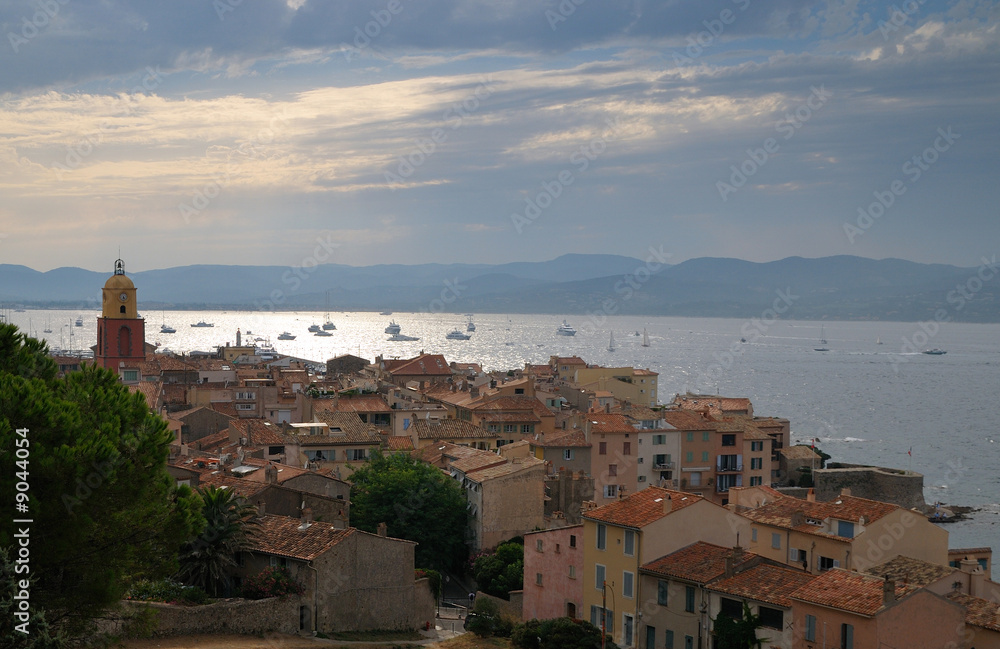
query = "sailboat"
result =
(322, 291, 336, 330)
(641, 329, 650, 347)
(814, 324, 829, 352)
(876, 337, 883, 345)
(43, 316, 52, 334)
(607, 331, 616, 352)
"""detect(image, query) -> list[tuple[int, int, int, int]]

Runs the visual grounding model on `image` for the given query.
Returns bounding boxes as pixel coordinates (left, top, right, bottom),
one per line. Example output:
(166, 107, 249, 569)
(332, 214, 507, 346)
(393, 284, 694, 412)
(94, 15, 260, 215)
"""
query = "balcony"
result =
(717, 465, 743, 473)
(652, 461, 675, 470)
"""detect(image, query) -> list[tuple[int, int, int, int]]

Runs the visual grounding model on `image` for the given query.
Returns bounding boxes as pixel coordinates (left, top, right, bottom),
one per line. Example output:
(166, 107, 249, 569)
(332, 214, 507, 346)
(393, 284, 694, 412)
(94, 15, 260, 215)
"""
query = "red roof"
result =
(586, 413, 635, 434)
(788, 569, 918, 616)
(708, 562, 814, 608)
(247, 515, 355, 561)
(583, 487, 702, 528)
(641, 541, 756, 584)
(388, 354, 452, 377)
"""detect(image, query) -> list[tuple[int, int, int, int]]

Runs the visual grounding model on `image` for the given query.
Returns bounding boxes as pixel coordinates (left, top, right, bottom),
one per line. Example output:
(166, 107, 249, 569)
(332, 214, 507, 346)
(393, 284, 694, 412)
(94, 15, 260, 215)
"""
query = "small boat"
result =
(642, 329, 650, 347)
(43, 316, 52, 333)
(277, 331, 296, 340)
(922, 349, 947, 355)
(388, 333, 419, 341)
(740, 337, 747, 343)
(314, 330, 333, 337)
(819, 324, 827, 345)
(380, 310, 393, 316)
(190, 321, 214, 328)
(814, 347, 829, 352)
(322, 321, 336, 331)
(160, 324, 176, 334)
(308, 324, 322, 333)
(556, 320, 576, 336)
(446, 329, 471, 340)
(75, 316, 84, 327)
(385, 321, 401, 335)
(607, 331, 616, 352)
(467, 317, 476, 332)
(633, 331, 640, 336)
(876, 337, 883, 345)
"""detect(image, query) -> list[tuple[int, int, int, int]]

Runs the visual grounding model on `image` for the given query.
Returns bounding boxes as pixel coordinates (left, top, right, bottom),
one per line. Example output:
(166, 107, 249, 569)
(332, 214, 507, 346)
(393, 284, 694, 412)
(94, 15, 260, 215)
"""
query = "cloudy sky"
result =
(0, 0, 997, 272)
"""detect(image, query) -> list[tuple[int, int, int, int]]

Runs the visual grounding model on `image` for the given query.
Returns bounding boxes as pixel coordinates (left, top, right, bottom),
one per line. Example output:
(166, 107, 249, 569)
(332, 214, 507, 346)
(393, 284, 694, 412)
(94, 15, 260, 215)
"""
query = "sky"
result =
(0, 0, 997, 272)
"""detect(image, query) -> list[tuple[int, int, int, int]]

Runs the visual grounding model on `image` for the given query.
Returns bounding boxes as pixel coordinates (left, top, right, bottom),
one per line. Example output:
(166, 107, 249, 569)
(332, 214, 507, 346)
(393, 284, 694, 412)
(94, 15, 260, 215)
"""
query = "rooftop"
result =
(247, 515, 355, 561)
(641, 541, 756, 584)
(788, 569, 918, 617)
(708, 562, 815, 608)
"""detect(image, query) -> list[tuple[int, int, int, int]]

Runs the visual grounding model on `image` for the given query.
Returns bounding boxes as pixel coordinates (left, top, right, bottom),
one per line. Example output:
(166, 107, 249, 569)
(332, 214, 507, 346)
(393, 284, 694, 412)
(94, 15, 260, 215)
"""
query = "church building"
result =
(94, 259, 148, 371)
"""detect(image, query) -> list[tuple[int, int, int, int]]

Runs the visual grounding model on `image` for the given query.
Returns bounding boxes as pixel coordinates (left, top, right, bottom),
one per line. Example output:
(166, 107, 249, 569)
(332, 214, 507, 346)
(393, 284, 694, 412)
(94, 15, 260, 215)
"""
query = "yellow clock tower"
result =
(95, 259, 146, 370)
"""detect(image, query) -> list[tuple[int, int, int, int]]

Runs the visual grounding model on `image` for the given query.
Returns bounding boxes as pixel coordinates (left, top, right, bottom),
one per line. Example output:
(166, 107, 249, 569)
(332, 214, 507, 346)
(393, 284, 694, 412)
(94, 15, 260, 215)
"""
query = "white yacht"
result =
(314, 330, 333, 337)
(160, 323, 176, 334)
(556, 320, 577, 336)
(308, 324, 322, 333)
(190, 321, 214, 328)
(388, 333, 419, 342)
(277, 331, 296, 340)
(322, 320, 336, 331)
(385, 321, 402, 335)
(446, 329, 471, 340)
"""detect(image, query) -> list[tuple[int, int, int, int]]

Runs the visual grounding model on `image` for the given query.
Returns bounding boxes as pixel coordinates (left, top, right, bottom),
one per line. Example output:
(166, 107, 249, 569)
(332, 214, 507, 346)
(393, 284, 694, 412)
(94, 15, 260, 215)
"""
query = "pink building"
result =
(522, 525, 584, 620)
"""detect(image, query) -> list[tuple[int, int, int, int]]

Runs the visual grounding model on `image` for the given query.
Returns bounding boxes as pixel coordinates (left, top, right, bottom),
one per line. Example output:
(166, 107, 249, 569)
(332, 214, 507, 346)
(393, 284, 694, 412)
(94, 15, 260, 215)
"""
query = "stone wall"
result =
(476, 590, 523, 622)
(412, 578, 437, 629)
(815, 464, 926, 510)
(119, 596, 300, 637)
(544, 469, 594, 524)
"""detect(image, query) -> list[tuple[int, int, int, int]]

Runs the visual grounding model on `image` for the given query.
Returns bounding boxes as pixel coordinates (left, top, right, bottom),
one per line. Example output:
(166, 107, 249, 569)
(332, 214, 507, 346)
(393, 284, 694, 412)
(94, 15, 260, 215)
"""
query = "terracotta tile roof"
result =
(865, 555, 956, 588)
(739, 493, 898, 537)
(412, 419, 496, 440)
(240, 460, 311, 484)
(177, 406, 234, 423)
(129, 381, 162, 410)
(474, 396, 551, 419)
(332, 394, 392, 413)
(674, 395, 750, 415)
(949, 547, 994, 555)
(708, 563, 814, 608)
(641, 541, 756, 584)
(411, 441, 486, 467)
(247, 515, 355, 561)
(451, 452, 508, 475)
(552, 356, 587, 365)
(197, 472, 269, 499)
(478, 411, 541, 423)
(945, 592, 1000, 632)
(310, 410, 383, 443)
(780, 445, 821, 460)
(197, 429, 232, 452)
(210, 401, 239, 418)
(531, 430, 590, 448)
(583, 487, 703, 529)
(384, 436, 415, 451)
(467, 456, 545, 482)
(388, 354, 453, 377)
(615, 405, 663, 422)
(229, 419, 294, 447)
(632, 369, 658, 376)
(788, 569, 918, 616)
(586, 413, 636, 434)
(659, 410, 717, 431)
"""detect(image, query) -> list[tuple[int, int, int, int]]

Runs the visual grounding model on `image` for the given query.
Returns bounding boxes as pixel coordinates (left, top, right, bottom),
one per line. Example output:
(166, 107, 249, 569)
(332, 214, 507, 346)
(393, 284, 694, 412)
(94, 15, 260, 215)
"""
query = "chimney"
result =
(377, 522, 388, 537)
(301, 507, 313, 524)
(604, 403, 610, 414)
(732, 545, 746, 565)
(882, 579, 896, 605)
(470, 386, 480, 398)
(660, 495, 672, 514)
(724, 555, 735, 578)
(256, 500, 266, 517)
(790, 510, 805, 527)
(840, 487, 852, 497)
(265, 463, 278, 484)
(583, 500, 597, 512)
(960, 557, 986, 596)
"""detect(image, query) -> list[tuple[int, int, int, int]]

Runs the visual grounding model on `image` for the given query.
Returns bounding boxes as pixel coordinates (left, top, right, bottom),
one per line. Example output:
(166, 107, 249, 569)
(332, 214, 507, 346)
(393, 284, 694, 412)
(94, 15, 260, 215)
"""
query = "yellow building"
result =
(572, 366, 659, 407)
(580, 487, 749, 648)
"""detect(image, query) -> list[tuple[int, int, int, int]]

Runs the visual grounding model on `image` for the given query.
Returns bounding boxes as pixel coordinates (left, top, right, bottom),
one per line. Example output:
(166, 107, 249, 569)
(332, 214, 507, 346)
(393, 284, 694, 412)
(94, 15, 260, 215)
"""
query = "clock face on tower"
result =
(119, 292, 128, 301)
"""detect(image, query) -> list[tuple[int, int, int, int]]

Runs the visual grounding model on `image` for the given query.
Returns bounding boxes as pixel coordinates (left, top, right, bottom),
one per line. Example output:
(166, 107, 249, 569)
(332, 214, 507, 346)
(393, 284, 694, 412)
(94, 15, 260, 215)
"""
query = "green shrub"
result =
(513, 617, 617, 649)
(467, 598, 514, 638)
(126, 579, 209, 605)
(415, 568, 442, 600)
(239, 566, 304, 600)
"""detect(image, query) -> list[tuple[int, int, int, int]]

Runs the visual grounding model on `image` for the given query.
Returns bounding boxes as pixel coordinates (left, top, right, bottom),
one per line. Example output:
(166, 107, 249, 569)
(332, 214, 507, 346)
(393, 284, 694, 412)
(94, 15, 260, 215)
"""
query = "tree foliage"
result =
(513, 617, 618, 649)
(176, 485, 257, 596)
(712, 602, 766, 649)
(0, 324, 204, 639)
(473, 538, 524, 598)
(467, 597, 514, 638)
(347, 450, 467, 571)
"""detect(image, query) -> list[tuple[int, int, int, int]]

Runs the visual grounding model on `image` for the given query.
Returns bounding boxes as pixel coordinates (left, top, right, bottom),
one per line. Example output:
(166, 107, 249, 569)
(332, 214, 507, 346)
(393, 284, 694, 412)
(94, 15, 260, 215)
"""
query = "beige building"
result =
(572, 366, 659, 407)
(452, 453, 546, 551)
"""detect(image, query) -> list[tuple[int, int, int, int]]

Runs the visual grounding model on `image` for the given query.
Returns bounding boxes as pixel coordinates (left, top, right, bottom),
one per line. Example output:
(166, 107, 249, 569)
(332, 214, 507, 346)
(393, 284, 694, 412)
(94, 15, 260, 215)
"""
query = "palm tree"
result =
(176, 485, 258, 596)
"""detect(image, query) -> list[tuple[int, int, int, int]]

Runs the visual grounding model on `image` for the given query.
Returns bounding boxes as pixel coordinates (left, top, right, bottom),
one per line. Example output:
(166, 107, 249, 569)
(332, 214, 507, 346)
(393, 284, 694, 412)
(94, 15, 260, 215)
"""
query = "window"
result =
(751, 527, 757, 543)
(504, 424, 516, 433)
(665, 630, 674, 649)
(595, 564, 606, 589)
(837, 521, 855, 538)
(268, 445, 285, 456)
(306, 450, 330, 462)
(563, 449, 575, 461)
(689, 472, 701, 486)
(771, 533, 782, 550)
(608, 464, 618, 477)
(569, 565, 576, 578)
(623, 571, 634, 598)
(684, 586, 695, 613)
(623, 614, 634, 647)
(556, 543, 560, 553)
(596, 524, 606, 550)
(348, 449, 368, 461)
(236, 391, 255, 400)
(819, 556, 840, 571)
(841, 623, 853, 649)
(719, 598, 742, 620)
(604, 484, 619, 498)
(719, 454, 740, 471)
(657, 580, 668, 606)
(487, 424, 499, 432)
(536, 573, 543, 585)
(685, 451, 693, 463)
(236, 403, 255, 411)
(702, 431, 710, 442)
(805, 615, 817, 642)
(269, 556, 288, 568)
(570, 534, 577, 548)
(758, 606, 783, 630)
(750, 476, 762, 486)
(515, 388, 525, 394)
(122, 370, 138, 382)
(684, 636, 693, 649)
(686, 432, 693, 442)
(751, 441, 764, 451)
(722, 434, 736, 446)
(751, 457, 762, 470)
(624, 530, 635, 556)
(623, 442, 631, 455)
(599, 442, 607, 455)
(701, 451, 709, 462)
(536, 539, 543, 552)
(590, 606, 613, 633)
(653, 434, 665, 445)
(522, 424, 533, 433)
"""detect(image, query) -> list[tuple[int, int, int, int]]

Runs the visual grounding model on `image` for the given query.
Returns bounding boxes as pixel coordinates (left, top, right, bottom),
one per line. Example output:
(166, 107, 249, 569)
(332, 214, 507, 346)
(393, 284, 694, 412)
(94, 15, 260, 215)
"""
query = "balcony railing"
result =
(717, 465, 743, 473)
(652, 462, 675, 470)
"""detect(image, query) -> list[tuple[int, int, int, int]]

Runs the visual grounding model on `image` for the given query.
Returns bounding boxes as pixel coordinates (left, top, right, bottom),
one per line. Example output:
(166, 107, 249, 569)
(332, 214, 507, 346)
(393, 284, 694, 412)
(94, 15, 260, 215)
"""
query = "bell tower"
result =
(95, 258, 146, 371)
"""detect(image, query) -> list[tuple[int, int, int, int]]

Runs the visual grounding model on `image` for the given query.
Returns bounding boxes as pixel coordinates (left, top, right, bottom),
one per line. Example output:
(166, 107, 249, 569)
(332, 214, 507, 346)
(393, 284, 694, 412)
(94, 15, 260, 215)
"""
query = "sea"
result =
(9, 309, 1000, 578)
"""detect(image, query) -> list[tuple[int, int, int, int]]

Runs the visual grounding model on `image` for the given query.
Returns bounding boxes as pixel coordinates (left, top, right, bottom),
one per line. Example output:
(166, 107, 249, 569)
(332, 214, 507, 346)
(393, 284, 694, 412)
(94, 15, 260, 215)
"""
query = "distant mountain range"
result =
(1, 254, 997, 322)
